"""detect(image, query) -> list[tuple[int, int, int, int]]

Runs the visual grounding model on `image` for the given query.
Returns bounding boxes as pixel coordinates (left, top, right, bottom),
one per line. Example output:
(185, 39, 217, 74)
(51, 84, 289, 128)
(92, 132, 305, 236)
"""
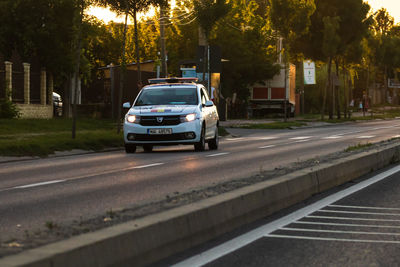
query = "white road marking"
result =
(13, 180, 66, 189)
(293, 139, 311, 143)
(132, 163, 164, 169)
(254, 137, 278, 140)
(318, 209, 400, 216)
(329, 204, 400, 211)
(259, 145, 276, 149)
(295, 221, 400, 228)
(290, 136, 313, 140)
(206, 153, 229, 157)
(356, 135, 375, 139)
(2, 162, 165, 192)
(339, 130, 363, 135)
(280, 227, 400, 236)
(172, 163, 400, 267)
(306, 215, 400, 222)
(226, 137, 244, 141)
(267, 234, 400, 244)
(323, 136, 342, 139)
(372, 126, 395, 130)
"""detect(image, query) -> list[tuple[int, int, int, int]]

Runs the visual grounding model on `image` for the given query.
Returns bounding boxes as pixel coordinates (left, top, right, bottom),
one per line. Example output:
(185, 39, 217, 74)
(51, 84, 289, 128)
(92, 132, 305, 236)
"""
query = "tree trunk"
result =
(343, 63, 347, 119)
(203, 43, 208, 88)
(72, 0, 84, 139)
(328, 58, 333, 120)
(133, 10, 141, 88)
(117, 11, 128, 134)
(300, 59, 305, 115)
(335, 60, 340, 119)
(321, 57, 331, 120)
(384, 65, 388, 103)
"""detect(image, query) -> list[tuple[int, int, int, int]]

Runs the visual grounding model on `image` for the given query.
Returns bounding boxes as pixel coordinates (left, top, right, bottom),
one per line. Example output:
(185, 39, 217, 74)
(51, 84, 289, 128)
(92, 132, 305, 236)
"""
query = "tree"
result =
(95, 0, 166, 131)
(293, 0, 370, 119)
(193, 0, 231, 88)
(268, 0, 315, 120)
(373, 8, 394, 35)
(213, 0, 280, 107)
(0, 0, 77, 77)
(96, 0, 166, 82)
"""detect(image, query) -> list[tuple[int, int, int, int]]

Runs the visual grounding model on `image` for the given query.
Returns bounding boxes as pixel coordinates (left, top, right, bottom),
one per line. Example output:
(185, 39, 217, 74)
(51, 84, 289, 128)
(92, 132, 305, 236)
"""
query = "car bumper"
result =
(123, 119, 201, 145)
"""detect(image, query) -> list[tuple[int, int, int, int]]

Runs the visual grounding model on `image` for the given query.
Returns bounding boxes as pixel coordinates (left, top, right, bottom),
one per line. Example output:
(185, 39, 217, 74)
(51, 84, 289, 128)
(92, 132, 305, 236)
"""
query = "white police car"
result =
(123, 78, 219, 153)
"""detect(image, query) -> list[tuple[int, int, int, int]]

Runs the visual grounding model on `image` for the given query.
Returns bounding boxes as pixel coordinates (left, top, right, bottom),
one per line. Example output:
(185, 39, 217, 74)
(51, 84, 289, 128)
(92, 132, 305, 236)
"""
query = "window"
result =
(200, 88, 209, 105)
(135, 87, 198, 106)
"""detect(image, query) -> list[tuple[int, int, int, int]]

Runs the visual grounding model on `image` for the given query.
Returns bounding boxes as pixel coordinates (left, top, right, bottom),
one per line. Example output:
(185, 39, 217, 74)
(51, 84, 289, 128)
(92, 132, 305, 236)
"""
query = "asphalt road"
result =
(168, 163, 400, 267)
(1, 119, 400, 241)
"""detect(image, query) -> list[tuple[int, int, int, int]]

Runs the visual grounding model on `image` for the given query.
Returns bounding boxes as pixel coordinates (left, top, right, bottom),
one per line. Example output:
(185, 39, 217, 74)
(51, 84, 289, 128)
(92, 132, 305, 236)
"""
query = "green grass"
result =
(234, 121, 306, 129)
(345, 142, 373, 152)
(0, 118, 123, 157)
(0, 118, 116, 135)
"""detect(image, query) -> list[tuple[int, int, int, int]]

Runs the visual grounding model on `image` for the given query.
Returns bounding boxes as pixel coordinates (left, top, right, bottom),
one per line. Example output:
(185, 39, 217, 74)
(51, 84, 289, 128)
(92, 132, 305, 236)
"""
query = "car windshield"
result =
(135, 87, 198, 106)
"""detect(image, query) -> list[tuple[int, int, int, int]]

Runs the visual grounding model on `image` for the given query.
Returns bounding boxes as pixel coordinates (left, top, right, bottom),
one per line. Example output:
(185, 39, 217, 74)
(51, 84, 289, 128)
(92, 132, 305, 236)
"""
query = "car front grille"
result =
(132, 133, 187, 141)
(140, 115, 181, 126)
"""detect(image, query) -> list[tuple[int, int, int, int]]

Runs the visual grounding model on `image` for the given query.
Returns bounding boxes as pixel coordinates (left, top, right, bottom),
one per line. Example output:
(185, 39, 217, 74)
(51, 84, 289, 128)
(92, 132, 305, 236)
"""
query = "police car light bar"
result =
(148, 77, 198, 84)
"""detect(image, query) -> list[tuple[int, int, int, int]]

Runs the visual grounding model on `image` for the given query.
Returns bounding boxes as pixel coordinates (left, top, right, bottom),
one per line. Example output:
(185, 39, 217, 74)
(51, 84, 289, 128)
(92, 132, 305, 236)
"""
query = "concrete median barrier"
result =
(1, 143, 400, 267)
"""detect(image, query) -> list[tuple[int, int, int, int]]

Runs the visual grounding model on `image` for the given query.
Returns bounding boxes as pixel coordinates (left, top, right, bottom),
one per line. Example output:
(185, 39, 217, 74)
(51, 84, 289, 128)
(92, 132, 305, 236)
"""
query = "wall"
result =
(16, 104, 53, 119)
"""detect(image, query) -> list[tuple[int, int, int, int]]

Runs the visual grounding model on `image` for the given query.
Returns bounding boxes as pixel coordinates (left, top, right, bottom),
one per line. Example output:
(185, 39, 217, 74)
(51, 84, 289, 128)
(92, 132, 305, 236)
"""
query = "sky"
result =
(87, 0, 400, 25)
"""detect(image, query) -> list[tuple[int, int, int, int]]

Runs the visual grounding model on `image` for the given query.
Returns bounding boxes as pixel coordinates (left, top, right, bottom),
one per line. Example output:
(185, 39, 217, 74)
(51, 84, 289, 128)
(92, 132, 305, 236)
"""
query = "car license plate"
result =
(148, 128, 172, 134)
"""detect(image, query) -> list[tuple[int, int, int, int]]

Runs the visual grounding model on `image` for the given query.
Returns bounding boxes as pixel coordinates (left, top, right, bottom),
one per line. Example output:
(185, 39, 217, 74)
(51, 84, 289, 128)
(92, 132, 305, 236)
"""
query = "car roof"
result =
(143, 83, 200, 90)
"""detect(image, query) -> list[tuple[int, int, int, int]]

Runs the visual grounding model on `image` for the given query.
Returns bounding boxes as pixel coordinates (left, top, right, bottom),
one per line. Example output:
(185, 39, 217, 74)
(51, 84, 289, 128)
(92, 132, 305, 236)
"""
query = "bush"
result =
(0, 98, 20, 118)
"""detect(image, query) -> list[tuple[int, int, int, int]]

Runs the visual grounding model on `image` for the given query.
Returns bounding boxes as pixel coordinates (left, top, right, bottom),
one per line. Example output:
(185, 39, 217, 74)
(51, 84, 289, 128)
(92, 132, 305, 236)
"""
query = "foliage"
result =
(372, 8, 394, 35)
(213, 0, 280, 100)
(345, 142, 372, 152)
(268, 0, 315, 43)
(81, 17, 123, 85)
(233, 121, 306, 129)
(0, 0, 77, 75)
(0, 98, 20, 119)
(193, 0, 231, 39)
(165, 0, 199, 75)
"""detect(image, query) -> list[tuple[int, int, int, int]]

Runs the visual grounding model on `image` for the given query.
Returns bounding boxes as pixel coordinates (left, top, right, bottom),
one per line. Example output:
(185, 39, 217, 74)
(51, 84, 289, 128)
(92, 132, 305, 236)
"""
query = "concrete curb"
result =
(1, 143, 400, 267)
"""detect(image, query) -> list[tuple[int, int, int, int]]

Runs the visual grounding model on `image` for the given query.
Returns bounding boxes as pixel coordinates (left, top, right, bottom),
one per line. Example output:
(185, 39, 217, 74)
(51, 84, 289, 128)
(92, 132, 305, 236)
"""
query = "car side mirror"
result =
(123, 102, 131, 109)
(204, 100, 214, 107)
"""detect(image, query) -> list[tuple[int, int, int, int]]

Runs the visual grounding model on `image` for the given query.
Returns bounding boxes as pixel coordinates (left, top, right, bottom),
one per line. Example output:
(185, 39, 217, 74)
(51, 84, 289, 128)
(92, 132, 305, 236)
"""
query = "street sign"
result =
(303, 60, 316, 85)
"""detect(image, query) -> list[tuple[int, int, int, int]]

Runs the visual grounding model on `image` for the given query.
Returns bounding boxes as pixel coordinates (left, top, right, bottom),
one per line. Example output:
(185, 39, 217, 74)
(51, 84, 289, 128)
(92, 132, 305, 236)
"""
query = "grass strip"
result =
(0, 118, 117, 135)
(345, 142, 373, 152)
(0, 130, 123, 157)
(0, 118, 123, 157)
(233, 121, 306, 129)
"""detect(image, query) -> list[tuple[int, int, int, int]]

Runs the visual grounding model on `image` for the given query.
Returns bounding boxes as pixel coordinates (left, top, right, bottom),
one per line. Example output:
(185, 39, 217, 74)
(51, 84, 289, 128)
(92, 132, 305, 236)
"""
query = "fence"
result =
(0, 60, 53, 118)
(12, 70, 24, 103)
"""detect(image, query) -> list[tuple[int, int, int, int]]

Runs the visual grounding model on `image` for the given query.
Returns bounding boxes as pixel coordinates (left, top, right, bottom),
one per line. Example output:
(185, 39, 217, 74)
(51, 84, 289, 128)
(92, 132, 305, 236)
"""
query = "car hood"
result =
(130, 105, 197, 115)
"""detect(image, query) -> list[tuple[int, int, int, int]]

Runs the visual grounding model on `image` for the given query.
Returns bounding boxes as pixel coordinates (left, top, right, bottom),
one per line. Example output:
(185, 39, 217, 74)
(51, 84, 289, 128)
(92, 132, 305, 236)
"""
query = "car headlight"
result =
(126, 115, 140, 123)
(180, 113, 196, 122)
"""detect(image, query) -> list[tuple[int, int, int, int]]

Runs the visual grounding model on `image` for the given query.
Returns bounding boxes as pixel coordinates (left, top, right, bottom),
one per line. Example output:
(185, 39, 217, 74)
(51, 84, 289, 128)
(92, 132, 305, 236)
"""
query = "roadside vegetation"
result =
(0, 119, 123, 157)
(0, 119, 231, 157)
(345, 142, 373, 152)
(232, 121, 306, 129)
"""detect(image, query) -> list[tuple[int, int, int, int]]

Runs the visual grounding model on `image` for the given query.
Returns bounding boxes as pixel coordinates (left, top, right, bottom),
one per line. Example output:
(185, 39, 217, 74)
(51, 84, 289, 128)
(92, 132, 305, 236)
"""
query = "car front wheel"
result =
(194, 126, 206, 151)
(143, 145, 153, 152)
(125, 144, 137, 153)
(208, 127, 219, 150)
